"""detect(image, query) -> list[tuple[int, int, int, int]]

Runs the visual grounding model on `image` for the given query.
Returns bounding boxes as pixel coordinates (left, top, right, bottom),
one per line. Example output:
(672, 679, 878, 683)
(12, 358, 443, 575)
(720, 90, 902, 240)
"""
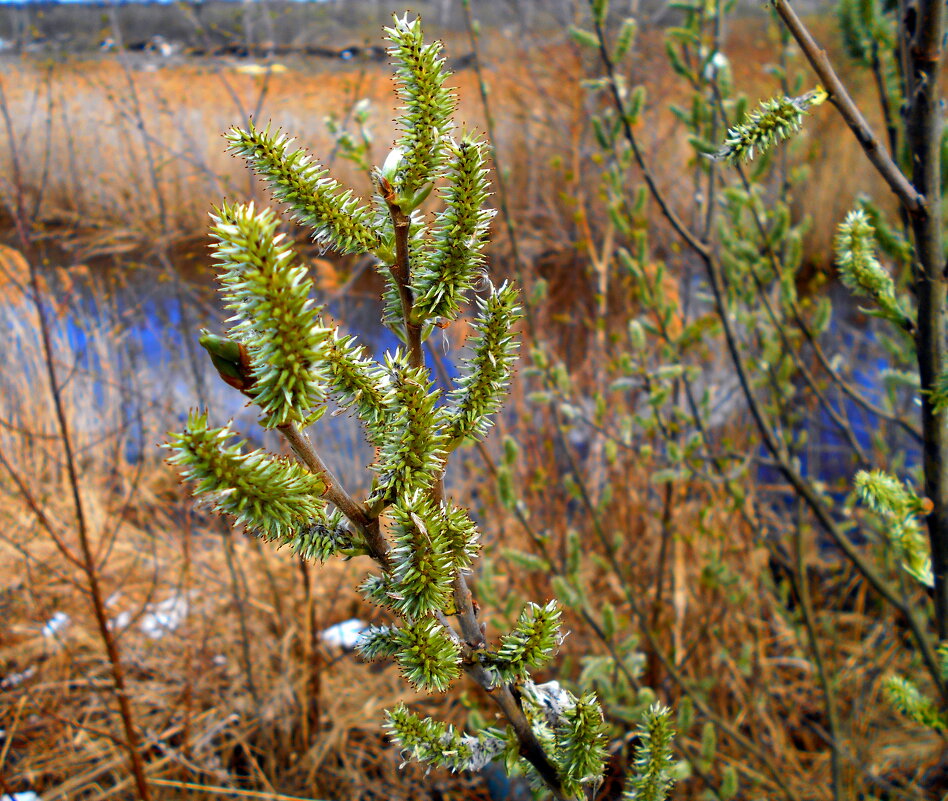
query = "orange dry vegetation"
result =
(0, 39, 579, 239)
(0, 17, 895, 267)
(0, 14, 938, 801)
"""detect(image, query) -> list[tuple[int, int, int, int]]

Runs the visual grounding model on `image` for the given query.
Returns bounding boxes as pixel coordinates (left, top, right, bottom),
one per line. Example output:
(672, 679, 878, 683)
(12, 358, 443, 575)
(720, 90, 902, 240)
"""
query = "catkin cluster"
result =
(166, 14, 676, 800)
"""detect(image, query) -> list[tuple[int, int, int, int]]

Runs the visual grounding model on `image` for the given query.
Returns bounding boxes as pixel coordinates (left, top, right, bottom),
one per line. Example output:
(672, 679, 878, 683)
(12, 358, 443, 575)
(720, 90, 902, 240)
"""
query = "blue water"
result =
(751, 307, 922, 552)
(11, 257, 920, 524)
(11, 262, 462, 466)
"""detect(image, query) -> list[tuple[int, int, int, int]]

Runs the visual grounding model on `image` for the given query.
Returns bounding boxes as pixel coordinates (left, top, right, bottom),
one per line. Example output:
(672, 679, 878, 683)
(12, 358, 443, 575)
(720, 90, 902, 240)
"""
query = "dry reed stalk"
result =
(0, 253, 938, 799)
(0, 19, 893, 267)
(2, 13, 944, 800)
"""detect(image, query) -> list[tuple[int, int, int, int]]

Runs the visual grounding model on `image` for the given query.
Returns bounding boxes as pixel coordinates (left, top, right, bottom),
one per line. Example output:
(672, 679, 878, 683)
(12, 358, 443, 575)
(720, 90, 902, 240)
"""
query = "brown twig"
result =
(298, 557, 322, 742)
(0, 79, 152, 800)
(380, 179, 424, 370)
(276, 421, 391, 570)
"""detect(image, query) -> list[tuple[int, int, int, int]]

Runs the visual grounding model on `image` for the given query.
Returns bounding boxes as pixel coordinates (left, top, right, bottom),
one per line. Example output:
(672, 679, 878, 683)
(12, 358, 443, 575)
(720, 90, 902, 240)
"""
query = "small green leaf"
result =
(569, 26, 601, 50)
(614, 17, 638, 60)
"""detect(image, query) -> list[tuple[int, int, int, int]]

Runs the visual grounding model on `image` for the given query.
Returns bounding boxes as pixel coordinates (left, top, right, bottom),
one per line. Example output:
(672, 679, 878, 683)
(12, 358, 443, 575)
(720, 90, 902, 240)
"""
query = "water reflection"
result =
(2, 255, 463, 502)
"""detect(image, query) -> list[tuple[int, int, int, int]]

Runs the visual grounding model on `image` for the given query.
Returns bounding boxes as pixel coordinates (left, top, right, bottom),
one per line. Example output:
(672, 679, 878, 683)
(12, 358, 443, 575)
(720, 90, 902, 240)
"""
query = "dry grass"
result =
(0, 513, 489, 800)
(0, 17, 902, 265)
(0, 249, 492, 800)
(0, 31, 581, 242)
(0, 11, 944, 801)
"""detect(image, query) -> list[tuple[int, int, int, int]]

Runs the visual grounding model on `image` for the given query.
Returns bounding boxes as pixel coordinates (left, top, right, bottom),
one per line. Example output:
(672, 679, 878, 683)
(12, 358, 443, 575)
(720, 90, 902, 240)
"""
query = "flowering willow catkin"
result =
(165, 14, 676, 799)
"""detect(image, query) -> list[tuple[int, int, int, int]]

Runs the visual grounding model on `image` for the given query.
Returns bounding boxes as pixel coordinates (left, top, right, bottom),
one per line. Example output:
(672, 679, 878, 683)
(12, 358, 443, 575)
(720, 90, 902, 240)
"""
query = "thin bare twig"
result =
(20, 232, 152, 801)
(0, 68, 153, 799)
(276, 421, 390, 568)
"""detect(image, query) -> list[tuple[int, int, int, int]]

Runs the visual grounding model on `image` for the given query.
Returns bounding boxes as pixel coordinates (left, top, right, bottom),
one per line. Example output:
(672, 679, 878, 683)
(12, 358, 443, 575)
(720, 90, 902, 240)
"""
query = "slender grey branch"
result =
(590, 13, 711, 260)
(904, 0, 948, 642)
(771, 0, 924, 215)
(277, 421, 391, 569)
(791, 505, 844, 801)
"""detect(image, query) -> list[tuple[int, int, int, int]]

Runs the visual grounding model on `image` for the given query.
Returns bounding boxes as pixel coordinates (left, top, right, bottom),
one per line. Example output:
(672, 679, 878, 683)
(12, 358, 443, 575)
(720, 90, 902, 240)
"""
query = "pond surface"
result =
(2, 248, 462, 497)
(2, 236, 922, 515)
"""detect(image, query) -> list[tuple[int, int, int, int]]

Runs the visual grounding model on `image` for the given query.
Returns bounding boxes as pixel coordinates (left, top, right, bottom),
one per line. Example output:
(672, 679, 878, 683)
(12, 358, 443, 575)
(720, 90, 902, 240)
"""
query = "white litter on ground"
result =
(0, 666, 36, 690)
(109, 610, 132, 631)
(140, 595, 189, 639)
(321, 618, 368, 650)
(41, 611, 70, 639)
(2, 793, 42, 801)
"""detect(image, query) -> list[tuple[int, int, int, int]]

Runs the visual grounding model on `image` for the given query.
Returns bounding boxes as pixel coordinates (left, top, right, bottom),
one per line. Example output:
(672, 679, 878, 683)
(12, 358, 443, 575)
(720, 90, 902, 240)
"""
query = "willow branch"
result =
(590, 12, 711, 260)
(703, 244, 947, 704)
(381, 177, 424, 370)
(771, 0, 924, 215)
(277, 421, 391, 569)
